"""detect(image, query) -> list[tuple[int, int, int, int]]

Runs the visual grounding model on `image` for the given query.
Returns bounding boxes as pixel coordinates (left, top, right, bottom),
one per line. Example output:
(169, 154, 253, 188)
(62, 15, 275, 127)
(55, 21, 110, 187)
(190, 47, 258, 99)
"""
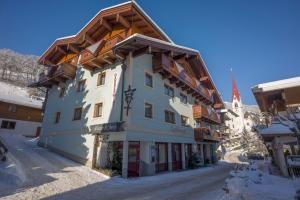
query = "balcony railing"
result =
(193, 105, 221, 124)
(32, 62, 76, 87)
(153, 53, 213, 104)
(194, 127, 220, 142)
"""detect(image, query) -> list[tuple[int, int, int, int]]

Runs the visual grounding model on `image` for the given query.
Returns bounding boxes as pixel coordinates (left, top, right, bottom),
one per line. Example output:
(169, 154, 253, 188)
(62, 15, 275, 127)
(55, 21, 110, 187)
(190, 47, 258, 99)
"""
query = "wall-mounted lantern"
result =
(124, 85, 136, 116)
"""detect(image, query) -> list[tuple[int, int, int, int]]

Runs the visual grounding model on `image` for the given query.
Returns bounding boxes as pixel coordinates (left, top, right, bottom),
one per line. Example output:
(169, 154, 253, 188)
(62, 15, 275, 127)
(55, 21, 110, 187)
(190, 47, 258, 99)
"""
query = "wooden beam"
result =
(132, 46, 151, 57)
(173, 54, 187, 60)
(213, 103, 223, 109)
(181, 85, 189, 91)
(84, 34, 95, 45)
(161, 72, 172, 80)
(165, 51, 174, 58)
(176, 81, 184, 87)
(187, 88, 194, 94)
(44, 59, 56, 66)
(67, 44, 80, 54)
(200, 76, 209, 82)
(55, 46, 67, 55)
(114, 51, 125, 60)
(169, 77, 178, 84)
(103, 56, 113, 65)
(116, 14, 130, 29)
(90, 59, 103, 68)
(100, 18, 112, 31)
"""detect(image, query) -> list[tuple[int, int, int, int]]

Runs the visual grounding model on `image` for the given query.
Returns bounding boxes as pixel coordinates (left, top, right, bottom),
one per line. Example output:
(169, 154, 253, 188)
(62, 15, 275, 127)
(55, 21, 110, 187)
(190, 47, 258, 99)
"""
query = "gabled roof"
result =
(39, 1, 173, 65)
(113, 33, 224, 108)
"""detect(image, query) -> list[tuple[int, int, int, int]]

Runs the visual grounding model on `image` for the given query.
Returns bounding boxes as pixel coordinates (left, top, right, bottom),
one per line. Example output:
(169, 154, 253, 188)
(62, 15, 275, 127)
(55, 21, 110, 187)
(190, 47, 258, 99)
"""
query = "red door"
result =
(172, 143, 182, 171)
(128, 141, 140, 177)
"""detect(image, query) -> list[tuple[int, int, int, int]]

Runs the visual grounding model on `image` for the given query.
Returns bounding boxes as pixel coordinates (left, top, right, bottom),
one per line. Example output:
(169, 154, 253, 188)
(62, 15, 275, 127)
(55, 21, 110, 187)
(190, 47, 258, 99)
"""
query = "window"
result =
(94, 103, 103, 118)
(164, 84, 174, 97)
(1, 120, 16, 129)
(73, 107, 82, 120)
(144, 103, 153, 119)
(59, 87, 65, 98)
(77, 79, 86, 92)
(181, 115, 189, 127)
(97, 72, 106, 86)
(8, 104, 17, 112)
(235, 103, 238, 108)
(165, 110, 175, 124)
(54, 112, 61, 124)
(145, 73, 153, 87)
(180, 93, 187, 104)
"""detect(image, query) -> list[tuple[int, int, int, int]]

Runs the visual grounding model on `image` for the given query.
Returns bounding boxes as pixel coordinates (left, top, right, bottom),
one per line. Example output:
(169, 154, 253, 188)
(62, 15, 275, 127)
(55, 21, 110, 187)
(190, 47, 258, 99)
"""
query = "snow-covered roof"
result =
(252, 76, 300, 93)
(115, 33, 199, 53)
(0, 82, 43, 109)
(259, 122, 295, 136)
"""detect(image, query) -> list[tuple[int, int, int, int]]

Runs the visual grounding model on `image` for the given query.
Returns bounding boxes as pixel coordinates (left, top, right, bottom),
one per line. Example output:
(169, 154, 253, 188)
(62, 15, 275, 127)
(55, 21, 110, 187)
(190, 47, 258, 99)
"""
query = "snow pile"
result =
(225, 160, 300, 200)
(0, 152, 26, 190)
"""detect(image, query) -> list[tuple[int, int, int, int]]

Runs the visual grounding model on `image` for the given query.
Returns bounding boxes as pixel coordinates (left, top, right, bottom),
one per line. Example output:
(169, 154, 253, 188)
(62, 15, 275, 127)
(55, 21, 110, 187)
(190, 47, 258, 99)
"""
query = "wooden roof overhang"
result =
(261, 133, 295, 142)
(38, 1, 172, 67)
(253, 89, 286, 113)
(113, 34, 224, 109)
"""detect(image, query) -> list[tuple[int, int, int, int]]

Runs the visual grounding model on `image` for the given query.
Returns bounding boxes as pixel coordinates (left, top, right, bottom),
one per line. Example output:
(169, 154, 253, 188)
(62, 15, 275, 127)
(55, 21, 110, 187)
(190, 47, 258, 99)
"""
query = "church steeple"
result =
(232, 76, 241, 102)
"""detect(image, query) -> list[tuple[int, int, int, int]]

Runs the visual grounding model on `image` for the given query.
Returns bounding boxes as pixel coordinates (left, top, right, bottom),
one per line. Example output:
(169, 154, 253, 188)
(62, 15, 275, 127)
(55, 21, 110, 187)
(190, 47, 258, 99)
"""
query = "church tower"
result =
(231, 76, 245, 134)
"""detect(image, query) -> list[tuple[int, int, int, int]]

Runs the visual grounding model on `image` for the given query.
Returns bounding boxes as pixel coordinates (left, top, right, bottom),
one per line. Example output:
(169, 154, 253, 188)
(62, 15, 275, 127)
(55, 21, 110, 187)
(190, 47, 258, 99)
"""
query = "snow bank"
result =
(225, 160, 300, 200)
(0, 152, 26, 190)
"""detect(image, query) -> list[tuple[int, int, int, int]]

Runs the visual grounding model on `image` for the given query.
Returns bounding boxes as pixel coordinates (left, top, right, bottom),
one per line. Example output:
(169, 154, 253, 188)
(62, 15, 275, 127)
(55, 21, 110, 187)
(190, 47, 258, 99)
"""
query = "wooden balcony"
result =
(193, 105, 221, 124)
(193, 105, 209, 119)
(210, 111, 221, 124)
(153, 53, 213, 104)
(194, 128, 220, 142)
(79, 33, 125, 70)
(31, 62, 76, 87)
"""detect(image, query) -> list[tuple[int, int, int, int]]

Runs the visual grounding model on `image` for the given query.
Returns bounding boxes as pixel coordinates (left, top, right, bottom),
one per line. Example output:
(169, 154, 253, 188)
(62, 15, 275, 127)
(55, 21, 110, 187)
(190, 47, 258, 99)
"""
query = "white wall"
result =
(40, 60, 124, 162)
(126, 54, 197, 143)
(0, 118, 41, 136)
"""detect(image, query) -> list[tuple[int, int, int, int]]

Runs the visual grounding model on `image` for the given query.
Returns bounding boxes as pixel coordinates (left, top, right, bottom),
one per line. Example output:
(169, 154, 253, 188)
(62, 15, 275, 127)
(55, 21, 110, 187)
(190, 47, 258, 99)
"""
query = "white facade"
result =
(39, 53, 220, 177)
(0, 118, 41, 137)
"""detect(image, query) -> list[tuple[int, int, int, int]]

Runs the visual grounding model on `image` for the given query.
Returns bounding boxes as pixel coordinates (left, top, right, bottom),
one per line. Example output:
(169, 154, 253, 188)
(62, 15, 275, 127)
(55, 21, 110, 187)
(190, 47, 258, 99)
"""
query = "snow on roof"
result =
(252, 76, 300, 93)
(259, 122, 294, 136)
(0, 82, 43, 109)
(115, 33, 199, 53)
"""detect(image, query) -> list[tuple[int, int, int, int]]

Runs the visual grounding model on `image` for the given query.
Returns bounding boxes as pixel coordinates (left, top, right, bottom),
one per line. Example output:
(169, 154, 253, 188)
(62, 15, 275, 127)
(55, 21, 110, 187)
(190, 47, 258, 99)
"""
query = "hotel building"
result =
(32, 1, 224, 178)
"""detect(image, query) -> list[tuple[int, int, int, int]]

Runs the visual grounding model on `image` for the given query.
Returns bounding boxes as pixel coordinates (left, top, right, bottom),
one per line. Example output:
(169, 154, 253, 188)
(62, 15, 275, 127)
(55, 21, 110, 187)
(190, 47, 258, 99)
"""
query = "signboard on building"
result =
(90, 122, 125, 134)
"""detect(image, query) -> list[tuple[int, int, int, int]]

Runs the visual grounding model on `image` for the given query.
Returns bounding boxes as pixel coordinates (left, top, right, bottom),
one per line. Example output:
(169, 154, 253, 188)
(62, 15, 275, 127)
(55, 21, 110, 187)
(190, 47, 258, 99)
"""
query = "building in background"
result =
(0, 82, 43, 137)
(31, 1, 224, 178)
(252, 76, 300, 177)
(220, 76, 265, 154)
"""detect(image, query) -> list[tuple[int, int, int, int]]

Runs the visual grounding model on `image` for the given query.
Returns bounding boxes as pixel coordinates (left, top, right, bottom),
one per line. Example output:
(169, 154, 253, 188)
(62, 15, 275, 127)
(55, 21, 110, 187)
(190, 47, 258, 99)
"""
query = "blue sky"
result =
(1, 0, 300, 104)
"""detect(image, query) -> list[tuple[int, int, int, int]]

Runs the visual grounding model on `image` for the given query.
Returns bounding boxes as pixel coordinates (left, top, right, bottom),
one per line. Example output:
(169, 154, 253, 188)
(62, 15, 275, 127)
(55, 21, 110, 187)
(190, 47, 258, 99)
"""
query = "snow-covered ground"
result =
(2, 133, 298, 200)
(224, 159, 300, 200)
(0, 133, 233, 200)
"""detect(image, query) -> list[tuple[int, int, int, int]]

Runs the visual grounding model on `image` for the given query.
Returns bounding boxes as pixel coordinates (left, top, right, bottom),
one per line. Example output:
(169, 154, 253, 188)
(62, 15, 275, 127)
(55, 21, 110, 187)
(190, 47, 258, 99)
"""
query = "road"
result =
(0, 134, 234, 200)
